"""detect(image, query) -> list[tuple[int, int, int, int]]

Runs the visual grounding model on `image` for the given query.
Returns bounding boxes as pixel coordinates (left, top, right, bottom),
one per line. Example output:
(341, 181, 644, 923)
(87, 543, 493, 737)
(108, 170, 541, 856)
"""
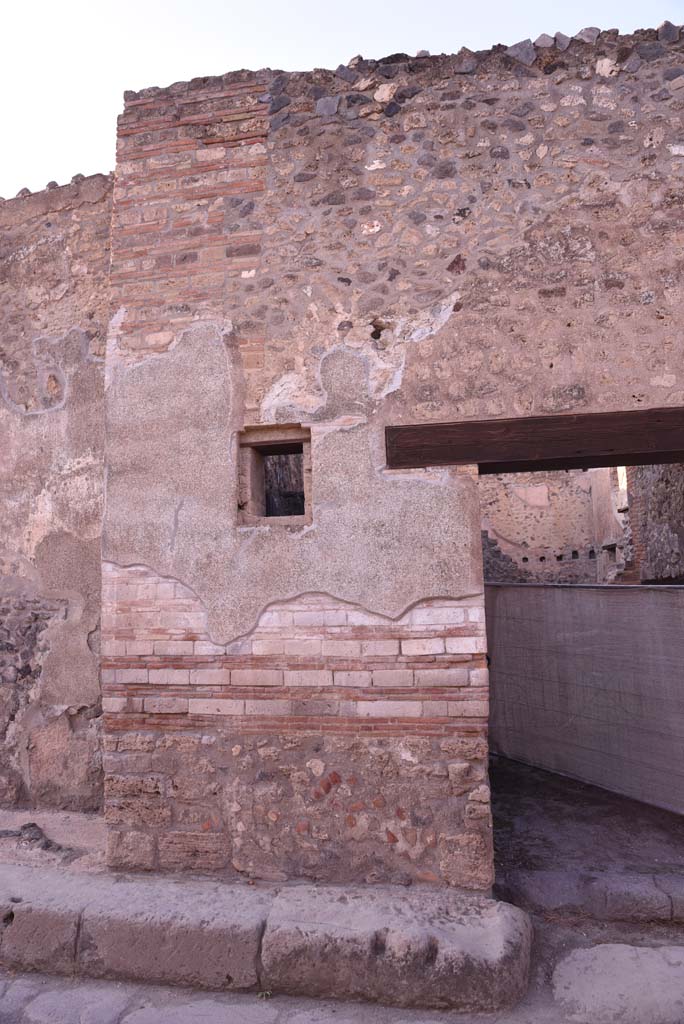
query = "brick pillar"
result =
(103, 73, 493, 890)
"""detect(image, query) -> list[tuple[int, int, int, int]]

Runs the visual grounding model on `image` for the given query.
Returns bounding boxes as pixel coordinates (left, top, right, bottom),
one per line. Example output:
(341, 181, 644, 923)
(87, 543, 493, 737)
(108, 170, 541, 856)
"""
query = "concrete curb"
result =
(499, 869, 684, 923)
(0, 864, 532, 1010)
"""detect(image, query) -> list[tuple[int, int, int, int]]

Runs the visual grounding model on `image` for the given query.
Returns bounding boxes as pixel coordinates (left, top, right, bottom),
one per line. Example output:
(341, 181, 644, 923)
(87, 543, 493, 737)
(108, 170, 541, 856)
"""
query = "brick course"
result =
(102, 562, 491, 886)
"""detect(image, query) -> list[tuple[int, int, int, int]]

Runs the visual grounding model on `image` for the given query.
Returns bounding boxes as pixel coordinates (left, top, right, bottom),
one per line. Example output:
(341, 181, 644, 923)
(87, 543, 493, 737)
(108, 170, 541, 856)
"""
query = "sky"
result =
(2, 0, 684, 197)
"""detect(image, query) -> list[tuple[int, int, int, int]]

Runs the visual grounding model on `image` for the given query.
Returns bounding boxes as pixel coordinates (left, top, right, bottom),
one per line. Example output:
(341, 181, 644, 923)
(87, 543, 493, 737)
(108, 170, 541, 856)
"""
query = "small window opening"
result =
(522, 556, 529, 563)
(556, 554, 564, 562)
(264, 450, 305, 516)
(571, 550, 579, 559)
(539, 556, 546, 563)
(589, 549, 596, 560)
(238, 425, 311, 525)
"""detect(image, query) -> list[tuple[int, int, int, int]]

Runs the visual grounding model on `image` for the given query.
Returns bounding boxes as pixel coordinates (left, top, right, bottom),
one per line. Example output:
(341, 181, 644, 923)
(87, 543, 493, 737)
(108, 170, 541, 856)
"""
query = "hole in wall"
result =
(369, 317, 390, 341)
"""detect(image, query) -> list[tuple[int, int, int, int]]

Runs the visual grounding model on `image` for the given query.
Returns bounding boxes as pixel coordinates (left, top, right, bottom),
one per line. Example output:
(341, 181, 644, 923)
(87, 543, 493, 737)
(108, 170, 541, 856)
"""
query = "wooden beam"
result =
(385, 407, 684, 473)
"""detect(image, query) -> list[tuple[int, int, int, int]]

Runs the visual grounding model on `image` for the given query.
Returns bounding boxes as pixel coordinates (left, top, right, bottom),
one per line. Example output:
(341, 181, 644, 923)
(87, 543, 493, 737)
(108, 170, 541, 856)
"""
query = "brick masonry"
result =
(101, 564, 491, 886)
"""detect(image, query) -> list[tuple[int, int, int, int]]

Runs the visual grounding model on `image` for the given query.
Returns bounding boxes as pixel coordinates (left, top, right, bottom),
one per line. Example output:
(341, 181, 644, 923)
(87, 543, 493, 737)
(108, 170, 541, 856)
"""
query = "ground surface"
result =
(1, 759, 683, 1022)
(490, 755, 684, 876)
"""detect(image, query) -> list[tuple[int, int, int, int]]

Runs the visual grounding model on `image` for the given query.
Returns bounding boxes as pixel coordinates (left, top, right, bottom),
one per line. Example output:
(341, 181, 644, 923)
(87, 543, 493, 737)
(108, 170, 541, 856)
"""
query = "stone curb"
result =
(0, 864, 532, 1010)
(499, 868, 684, 923)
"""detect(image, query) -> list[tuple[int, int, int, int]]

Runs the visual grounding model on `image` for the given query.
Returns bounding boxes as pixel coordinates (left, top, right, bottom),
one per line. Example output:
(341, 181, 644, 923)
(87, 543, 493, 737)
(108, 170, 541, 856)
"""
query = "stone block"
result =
(322, 640, 361, 658)
(107, 829, 156, 870)
(372, 669, 414, 687)
(333, 671, 372, 687)
(189, 668, 231, 686)
(446, 635, 486, 654)
(505, 40, 536, 66)
(361, 640, 399, 656)
(188, 698, 244, 715)
(401, 638, 444, 655)
(0, 897, 79, 974)
(102, 697, 127, 712)
(22, 984, 132, 1024)
(147, 669, 190, 686)
(260, 886, 531, 1009)
(78, 876, 270, 989)
(415, 667, 468, 686)
(143, 697, 188, 714)
(553, 944, 684, 1024)
(231, 670, 283, 687)
(244, 699, 290, 715)
(283, 669, 333, 687)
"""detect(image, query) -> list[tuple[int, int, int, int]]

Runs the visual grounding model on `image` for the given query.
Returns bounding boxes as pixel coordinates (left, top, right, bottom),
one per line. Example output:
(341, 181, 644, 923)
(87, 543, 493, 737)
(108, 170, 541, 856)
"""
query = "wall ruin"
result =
(627, 462, 684, 581)
(3, 23, 684, 889)
(480, 467, 628, 582)
(0, 174, 112, 809)
(100, 25, 684, 885)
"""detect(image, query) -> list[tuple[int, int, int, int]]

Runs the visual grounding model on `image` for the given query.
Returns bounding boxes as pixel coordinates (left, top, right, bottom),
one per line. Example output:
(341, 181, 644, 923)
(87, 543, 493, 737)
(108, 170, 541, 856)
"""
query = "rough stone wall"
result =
(102, 24, 684, 885)
(0, 175, 112, 809)
(479, 468, 627, 582)
(627, 462, 684, 581)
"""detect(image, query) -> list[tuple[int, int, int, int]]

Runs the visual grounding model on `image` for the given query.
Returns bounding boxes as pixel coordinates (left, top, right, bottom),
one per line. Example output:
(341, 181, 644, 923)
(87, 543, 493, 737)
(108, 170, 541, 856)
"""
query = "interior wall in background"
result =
(627, 463, 684, 583)
(480, 468, 628, 583)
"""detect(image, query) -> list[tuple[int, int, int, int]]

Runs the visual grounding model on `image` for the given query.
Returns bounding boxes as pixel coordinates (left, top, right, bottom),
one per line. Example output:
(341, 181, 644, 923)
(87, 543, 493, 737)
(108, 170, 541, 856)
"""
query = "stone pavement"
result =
(491, 757, 684, 922)
(4, 933, 684, 1024)
(2, 761, 684, 1021)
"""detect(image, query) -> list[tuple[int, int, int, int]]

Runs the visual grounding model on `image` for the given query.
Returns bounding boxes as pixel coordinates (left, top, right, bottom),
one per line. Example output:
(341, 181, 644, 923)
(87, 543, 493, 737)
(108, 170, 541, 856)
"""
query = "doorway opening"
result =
(385, 408, 684, 905)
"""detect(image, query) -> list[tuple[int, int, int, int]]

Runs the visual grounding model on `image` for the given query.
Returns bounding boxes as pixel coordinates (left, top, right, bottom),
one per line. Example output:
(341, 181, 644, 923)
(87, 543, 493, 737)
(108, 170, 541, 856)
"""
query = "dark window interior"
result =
(263, 447, 305, 517)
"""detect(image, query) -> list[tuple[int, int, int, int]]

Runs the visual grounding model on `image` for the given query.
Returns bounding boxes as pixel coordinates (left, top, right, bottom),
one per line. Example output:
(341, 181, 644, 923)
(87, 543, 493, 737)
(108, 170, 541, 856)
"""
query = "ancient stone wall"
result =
(627, 462, 684, 581)
(102, 565, 490, 885)
(480, 468, 627, 582)
(0, 174, 112, 809)
(101, 24, 684, 885)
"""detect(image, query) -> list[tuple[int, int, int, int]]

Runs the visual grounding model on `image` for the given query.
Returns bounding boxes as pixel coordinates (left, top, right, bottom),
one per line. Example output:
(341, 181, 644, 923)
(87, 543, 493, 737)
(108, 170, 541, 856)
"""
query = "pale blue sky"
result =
(2, 0, 684, 196)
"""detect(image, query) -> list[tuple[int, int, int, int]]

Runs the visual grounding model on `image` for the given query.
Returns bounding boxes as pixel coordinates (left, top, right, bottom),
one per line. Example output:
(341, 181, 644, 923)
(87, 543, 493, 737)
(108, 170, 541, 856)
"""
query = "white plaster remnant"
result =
(667, 144, 684, 156)
(364, 160, 386, 171)
(361, 221, 382, 235)
(395, 291, 461, 344)
(358, 290, 461, 399)
(259, 372, 326, 422)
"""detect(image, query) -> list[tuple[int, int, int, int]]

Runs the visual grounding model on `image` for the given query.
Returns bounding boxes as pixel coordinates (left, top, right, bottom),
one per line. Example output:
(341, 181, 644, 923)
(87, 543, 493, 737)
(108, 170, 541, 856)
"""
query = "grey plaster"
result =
(104, 328, 482, 643)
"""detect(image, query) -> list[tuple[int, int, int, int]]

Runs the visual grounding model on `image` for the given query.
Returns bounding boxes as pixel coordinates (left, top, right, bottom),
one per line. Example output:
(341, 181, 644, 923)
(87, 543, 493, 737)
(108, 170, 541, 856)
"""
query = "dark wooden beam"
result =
(385, 407, 684, 473)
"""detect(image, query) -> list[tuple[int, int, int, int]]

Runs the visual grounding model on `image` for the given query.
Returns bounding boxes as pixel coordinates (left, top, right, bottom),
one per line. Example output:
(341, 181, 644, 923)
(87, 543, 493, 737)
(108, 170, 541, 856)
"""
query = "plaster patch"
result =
(260, 372, 326, 422)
